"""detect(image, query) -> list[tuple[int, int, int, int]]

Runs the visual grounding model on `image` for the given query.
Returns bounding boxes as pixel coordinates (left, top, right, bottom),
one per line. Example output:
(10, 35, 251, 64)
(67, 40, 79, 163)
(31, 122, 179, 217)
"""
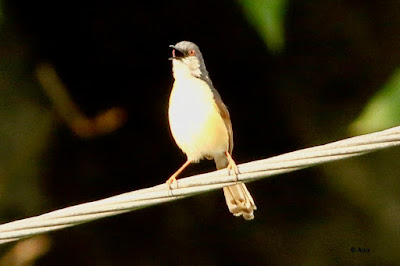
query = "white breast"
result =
(168, 76, 229, 162)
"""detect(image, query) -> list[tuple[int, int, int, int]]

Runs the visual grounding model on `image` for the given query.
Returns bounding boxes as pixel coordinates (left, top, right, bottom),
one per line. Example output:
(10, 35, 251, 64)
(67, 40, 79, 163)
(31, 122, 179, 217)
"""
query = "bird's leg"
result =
(225, 151, 239, 181)
(166, 159, 192, 188)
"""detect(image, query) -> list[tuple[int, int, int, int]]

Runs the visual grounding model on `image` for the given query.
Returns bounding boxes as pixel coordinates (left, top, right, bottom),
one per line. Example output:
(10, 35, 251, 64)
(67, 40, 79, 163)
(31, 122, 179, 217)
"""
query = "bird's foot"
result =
(226, 152, 240, 181)
(166, 159, 192, 189)
(166, 175, 177, 189)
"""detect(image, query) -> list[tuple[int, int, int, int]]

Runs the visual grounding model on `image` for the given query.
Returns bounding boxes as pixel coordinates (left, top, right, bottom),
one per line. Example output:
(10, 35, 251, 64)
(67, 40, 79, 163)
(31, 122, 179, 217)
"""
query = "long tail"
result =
(214, 154, 257, 220)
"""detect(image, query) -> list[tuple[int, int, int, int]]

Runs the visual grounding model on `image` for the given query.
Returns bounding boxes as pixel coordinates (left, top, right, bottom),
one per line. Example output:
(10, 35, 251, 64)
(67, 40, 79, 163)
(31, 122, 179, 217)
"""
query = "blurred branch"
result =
(0, 236, 50, 266)
(0, 125, 400, 244)
(36, 63, 127, 138)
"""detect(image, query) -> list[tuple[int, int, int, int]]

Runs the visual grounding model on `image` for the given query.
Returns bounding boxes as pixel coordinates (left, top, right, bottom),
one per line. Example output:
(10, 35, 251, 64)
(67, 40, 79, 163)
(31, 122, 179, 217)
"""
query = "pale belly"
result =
(168, 78, 229, 162)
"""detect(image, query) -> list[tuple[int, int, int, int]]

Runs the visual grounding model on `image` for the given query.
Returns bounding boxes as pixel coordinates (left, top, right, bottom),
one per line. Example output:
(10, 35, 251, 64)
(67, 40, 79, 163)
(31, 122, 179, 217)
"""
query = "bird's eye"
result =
(188, 49, 196, 56)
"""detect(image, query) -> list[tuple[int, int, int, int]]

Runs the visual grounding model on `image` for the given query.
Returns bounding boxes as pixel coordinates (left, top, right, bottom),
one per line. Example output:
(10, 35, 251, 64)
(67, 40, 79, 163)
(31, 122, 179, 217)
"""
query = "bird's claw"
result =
(166, 176, 177, 189)
(226, 152, 240, 181)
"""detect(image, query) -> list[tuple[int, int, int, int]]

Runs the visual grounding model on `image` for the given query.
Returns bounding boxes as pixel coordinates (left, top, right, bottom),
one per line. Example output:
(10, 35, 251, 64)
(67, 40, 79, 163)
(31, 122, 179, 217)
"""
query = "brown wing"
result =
(211, 87, 234, 154)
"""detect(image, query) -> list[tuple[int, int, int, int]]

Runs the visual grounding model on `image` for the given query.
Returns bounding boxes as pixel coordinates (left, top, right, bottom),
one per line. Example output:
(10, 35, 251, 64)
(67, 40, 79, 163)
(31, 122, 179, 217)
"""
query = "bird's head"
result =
(169, 41, 208, 79)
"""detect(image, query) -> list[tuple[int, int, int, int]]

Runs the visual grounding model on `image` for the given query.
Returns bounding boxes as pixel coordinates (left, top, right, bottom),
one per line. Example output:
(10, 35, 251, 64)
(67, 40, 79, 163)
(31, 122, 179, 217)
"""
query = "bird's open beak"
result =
(169, 45, 185, 60)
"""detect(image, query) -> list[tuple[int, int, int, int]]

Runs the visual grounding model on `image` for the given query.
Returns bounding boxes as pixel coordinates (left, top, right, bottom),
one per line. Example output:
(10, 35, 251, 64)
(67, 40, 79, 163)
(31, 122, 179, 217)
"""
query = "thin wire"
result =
(1, 125, 400, 244)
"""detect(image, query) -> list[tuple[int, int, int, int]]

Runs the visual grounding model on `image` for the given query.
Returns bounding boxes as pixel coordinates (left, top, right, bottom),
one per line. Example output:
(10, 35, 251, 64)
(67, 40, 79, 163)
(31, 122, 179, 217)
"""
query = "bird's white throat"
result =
(172, 59, 202, 79)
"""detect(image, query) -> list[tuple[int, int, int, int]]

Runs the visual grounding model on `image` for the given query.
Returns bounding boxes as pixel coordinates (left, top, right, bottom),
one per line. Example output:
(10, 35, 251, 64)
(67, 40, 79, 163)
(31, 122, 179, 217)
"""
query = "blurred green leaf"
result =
(0, 18, 52, 218)
(350, 69, 400, 134)
(238, 0, 287, 53)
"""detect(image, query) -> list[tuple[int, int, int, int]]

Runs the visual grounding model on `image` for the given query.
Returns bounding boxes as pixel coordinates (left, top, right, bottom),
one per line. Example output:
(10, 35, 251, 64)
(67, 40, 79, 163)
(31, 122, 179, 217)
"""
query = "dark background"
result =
(0, 0, 399, 265)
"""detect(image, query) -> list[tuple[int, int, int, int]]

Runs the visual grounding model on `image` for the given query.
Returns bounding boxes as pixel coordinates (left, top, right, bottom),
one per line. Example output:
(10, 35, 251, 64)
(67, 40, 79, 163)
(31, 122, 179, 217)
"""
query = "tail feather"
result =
(214, 154, 257, 220)
(223, 183, 257, 220)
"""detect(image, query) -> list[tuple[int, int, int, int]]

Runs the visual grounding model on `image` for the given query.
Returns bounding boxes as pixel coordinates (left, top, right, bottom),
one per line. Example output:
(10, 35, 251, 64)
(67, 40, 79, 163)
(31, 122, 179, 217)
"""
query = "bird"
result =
(166, 40, 257, 220)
